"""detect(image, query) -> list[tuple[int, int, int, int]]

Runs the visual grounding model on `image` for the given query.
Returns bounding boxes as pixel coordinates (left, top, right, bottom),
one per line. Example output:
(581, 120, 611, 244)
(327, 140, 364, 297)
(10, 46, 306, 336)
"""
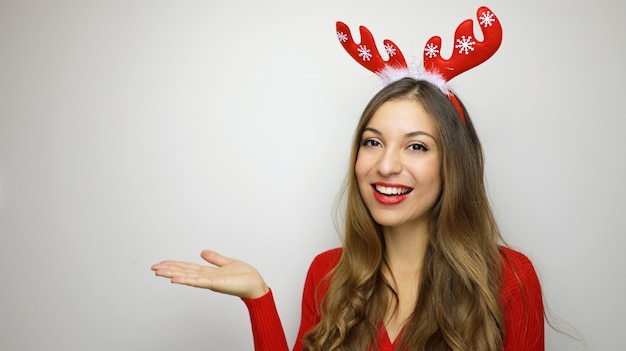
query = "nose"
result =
(377, 149, 402, 176)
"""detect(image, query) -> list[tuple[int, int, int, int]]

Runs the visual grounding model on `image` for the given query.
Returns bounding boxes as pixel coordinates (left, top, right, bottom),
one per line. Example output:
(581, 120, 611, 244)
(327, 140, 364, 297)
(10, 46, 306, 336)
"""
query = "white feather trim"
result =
(377, 66, 411, 85)
(377, 64, 449, 95)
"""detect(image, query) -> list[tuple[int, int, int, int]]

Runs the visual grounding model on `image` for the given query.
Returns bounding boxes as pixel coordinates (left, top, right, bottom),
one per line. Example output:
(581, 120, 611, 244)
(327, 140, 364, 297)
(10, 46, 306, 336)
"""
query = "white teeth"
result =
(375, 185, 411, 195)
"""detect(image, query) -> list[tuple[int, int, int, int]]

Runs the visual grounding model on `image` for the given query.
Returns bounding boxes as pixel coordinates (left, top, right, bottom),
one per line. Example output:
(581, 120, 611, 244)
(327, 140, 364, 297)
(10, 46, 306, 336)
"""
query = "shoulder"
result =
(312, 247, 343, 263)
(498, 247, 546, 347)
(309, 247, 343, 273)
(499, 246, 539, 279)
(498, 246, 543, 303)
(303, 247, 342, 287)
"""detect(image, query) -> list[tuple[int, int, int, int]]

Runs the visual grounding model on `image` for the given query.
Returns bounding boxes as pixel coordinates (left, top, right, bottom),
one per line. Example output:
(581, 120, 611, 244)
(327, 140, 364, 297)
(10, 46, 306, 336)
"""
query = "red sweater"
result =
(243, 247, 544, 350)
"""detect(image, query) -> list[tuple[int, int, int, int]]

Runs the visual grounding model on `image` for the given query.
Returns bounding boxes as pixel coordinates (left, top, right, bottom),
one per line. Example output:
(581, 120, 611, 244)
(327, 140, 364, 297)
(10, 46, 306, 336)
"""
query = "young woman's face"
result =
(355, 99, 442, 230)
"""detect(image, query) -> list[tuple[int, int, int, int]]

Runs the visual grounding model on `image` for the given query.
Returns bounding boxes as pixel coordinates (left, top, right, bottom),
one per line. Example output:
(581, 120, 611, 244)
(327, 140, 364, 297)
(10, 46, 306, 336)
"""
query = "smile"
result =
(371, 183, 412, 205)
(374, 184, 413, 195)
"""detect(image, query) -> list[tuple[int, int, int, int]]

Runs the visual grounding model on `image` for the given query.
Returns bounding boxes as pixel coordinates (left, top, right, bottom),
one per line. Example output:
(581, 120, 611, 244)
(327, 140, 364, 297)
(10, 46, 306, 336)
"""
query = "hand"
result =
(151, 250, 269, 299)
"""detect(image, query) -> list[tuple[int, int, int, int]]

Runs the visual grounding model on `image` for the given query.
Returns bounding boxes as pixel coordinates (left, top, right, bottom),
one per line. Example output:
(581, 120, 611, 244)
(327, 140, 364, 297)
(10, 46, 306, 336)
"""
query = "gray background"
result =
(1, 0, 624, 350)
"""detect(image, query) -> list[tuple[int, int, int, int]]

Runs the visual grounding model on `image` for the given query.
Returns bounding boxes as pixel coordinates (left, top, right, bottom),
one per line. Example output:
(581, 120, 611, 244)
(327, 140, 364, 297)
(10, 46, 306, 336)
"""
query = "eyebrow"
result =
(362, 127, 438, 143)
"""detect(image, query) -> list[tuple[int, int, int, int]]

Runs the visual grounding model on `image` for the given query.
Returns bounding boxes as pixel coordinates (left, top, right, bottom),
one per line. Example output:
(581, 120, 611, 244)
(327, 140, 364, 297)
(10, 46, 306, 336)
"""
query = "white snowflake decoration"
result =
(337, 31, 348, 42)
(479, 11, 496, 27)
(424, 43, 439, 58)
(384, 43, 397, 57)
(358, 44, 373, 61)
(455, 35, 476, 55)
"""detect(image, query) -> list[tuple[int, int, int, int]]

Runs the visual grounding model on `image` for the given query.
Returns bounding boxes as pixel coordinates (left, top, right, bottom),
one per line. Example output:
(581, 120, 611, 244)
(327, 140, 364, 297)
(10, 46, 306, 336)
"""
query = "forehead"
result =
(365, 99, 438, 135)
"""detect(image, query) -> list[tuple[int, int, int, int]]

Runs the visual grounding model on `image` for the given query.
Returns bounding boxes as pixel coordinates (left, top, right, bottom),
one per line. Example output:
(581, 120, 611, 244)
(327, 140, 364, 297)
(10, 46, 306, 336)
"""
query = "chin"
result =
(370, 211, 431, 231)
(371, 214, 408, 228)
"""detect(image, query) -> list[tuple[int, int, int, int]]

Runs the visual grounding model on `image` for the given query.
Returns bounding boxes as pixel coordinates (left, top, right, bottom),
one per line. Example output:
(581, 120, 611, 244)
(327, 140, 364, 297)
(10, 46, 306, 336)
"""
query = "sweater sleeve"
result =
(242, 248, 341, 351)
(242, 289, 289, 351)
(500, 247, 545, 351)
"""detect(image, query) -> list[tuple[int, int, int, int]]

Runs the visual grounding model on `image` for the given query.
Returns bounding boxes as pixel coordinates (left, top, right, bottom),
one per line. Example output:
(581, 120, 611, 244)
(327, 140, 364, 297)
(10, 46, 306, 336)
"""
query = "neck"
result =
(381, 223, 430, 342)
(382, 222, 429, 273)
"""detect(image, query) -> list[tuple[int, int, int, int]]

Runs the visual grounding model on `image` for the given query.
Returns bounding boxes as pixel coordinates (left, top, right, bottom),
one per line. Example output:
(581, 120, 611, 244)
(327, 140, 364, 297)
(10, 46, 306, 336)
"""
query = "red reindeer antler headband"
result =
(336, 6, 502, 124)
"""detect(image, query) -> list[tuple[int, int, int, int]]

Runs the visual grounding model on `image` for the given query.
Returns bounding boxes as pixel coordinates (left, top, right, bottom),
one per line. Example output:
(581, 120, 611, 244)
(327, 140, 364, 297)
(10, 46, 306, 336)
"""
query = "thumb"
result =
(200, 250, 231, 267)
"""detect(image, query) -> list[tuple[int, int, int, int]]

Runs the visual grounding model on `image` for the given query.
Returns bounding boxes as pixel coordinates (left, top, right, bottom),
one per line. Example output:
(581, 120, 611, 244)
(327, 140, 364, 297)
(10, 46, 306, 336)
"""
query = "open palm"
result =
(151, 250, 269, 299)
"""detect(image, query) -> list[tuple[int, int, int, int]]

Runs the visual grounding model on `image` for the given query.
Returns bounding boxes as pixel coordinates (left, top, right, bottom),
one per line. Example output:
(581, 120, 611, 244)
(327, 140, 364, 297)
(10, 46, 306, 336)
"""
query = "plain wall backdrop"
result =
(1, 0, 624, 350)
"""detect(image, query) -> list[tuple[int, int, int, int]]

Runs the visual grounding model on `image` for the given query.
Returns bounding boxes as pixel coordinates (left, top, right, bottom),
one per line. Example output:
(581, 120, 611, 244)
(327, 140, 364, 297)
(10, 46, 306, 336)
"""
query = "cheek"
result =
(431, 169, 443, 194)
(430, 166, 442, 186)
(354, 153, 367, 183)
(354, 155, 372, 194)
(420, 160, 442, 189)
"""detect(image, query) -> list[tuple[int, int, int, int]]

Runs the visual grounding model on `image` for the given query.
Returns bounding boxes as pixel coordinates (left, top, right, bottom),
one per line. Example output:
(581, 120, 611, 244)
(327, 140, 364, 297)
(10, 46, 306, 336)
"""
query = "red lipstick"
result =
(371, 182, 412, 205)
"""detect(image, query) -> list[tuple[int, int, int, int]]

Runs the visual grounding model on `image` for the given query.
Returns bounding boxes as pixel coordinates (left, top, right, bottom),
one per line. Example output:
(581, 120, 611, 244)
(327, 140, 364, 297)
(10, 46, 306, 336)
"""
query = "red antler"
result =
(336, 21, 408, 76)
(423, 6, 502, 81)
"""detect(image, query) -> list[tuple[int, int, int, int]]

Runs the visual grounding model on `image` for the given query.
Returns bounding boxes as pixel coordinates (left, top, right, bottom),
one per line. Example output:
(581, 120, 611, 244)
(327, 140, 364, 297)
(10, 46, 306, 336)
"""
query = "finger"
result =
(200, 250, 232, 267)
(153, 267, 183, 279)
(151, 260, 177, 270)
(171, 274, 204, 286)
(170, 274, 219, 290)
(152, 263, 181, 277)
(154, 264, 219, 279)
(152, 260, 206, 272)
(151, 260, 197, 271)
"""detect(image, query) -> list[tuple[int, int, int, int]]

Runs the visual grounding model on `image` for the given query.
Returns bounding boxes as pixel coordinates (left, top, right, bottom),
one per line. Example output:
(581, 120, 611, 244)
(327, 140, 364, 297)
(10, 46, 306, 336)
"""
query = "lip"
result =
(371, 182, 412, 205)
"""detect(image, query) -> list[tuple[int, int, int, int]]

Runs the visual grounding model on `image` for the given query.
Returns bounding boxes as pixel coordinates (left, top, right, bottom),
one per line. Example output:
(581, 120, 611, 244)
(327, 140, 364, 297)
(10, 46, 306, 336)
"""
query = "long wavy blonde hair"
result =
(303, 78, 505, 350)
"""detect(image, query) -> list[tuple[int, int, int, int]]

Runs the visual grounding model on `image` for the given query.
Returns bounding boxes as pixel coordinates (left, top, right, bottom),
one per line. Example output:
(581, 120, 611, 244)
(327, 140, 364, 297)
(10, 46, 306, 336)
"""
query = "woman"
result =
(152, 78, 544, 350)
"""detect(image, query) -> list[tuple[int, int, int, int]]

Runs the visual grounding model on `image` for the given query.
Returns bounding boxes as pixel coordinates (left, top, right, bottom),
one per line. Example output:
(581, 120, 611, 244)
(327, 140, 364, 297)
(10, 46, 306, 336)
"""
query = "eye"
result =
(408, 143, 428, 152)
(361, 139, 382, 148)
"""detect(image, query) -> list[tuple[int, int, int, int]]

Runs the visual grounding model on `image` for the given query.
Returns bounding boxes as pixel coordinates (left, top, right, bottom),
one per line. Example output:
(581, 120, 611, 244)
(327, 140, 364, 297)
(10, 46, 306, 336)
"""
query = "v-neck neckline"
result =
(379, 324, 401, 350)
